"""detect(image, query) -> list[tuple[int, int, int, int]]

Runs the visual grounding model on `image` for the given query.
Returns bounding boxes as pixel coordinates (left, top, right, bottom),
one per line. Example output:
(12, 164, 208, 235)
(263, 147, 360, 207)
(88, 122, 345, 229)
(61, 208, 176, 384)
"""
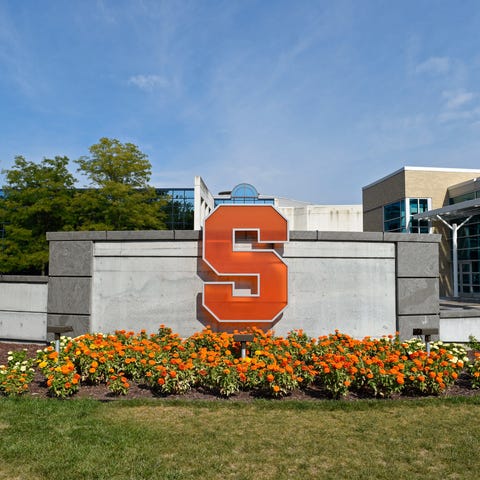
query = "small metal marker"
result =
(413, 328, 439, 355)
(47, 325, 73, 354)
(233, 333, 254, 359)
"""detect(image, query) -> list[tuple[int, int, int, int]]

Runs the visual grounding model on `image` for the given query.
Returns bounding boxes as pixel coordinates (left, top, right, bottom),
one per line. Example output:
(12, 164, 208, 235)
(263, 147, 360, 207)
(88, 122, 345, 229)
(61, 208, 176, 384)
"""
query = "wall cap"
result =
(0, 275, 48, 283)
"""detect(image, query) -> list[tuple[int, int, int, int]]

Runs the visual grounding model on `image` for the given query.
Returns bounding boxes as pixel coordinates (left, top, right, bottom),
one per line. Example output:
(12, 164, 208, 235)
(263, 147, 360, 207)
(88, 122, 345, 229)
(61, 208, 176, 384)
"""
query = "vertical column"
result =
(387, 234, 441, 340)
(47, 232, 104, 340)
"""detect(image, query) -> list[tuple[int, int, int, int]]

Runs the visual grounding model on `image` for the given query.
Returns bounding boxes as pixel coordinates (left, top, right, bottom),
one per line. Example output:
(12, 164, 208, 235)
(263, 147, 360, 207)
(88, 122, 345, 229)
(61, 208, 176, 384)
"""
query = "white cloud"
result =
(442, 90, 476, 109)
(438, 90, 479, 124)
(128, 74, 170, 91)
(415, 56, 450, 75)
(438, 110, 474, 123)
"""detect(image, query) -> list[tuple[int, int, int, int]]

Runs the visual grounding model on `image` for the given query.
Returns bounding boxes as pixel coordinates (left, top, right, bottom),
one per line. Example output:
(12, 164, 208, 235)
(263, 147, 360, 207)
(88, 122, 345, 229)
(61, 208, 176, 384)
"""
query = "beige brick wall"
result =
(363, 169, 405, 214)
(404, 170, 480, 209)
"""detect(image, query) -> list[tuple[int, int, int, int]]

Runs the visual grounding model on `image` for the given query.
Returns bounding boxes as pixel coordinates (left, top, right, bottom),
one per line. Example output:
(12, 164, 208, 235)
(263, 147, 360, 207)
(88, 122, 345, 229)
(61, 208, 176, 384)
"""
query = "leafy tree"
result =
(75, 138, 167, 230)
(0, 156, 76, 274)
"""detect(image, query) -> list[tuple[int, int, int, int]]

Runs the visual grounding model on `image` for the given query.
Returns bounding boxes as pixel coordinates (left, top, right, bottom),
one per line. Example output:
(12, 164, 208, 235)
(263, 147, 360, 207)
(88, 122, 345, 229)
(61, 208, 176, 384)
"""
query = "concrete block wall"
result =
(0, 275, 48, 342)
(43, 230, 441, 340)
(387, 233, 441, 340)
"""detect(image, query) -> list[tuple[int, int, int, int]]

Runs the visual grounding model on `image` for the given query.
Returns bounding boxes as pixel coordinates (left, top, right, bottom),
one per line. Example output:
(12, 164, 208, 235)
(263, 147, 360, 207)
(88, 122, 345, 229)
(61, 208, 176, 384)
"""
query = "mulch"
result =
(1, 341, 479, 402)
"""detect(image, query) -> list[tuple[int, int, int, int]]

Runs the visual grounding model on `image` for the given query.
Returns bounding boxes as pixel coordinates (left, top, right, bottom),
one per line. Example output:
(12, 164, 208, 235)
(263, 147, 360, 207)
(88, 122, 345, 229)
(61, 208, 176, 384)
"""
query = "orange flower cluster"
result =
(32, 326, 473, 398)
(0, 349, 36, 397)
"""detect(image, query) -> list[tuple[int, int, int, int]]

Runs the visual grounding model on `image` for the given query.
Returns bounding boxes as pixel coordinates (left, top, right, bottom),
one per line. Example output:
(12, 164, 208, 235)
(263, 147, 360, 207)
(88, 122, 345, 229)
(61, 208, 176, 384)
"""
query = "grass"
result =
(0, 397, 479, 479)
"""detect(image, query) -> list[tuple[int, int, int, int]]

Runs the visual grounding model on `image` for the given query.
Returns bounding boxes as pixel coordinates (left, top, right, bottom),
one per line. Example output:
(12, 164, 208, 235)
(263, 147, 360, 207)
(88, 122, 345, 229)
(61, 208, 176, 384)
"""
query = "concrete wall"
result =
(44, 230, 441, 340)
(0, 276, 48, 342)
(440, 312, 480, 343)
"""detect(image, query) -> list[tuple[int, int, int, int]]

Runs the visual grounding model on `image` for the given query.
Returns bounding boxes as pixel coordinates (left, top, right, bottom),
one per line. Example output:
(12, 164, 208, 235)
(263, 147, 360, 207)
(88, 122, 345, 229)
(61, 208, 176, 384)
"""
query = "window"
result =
(214, 183, 275, 206)
(383, 198, 431, 233)
(450, 190, 480, 205)
(156, 188, 195, 230)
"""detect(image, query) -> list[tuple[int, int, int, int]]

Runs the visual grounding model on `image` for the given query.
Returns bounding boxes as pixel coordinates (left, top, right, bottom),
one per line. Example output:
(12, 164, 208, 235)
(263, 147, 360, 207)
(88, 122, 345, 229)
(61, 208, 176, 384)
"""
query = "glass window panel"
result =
(419, 199, 429, 212)
(410, 200, 418, 215)
(384, 202, 402, 221)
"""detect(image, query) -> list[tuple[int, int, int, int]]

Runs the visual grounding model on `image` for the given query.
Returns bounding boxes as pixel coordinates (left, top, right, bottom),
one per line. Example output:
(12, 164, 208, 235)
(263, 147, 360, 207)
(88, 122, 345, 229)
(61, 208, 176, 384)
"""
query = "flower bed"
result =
(2, 326, 480, 399)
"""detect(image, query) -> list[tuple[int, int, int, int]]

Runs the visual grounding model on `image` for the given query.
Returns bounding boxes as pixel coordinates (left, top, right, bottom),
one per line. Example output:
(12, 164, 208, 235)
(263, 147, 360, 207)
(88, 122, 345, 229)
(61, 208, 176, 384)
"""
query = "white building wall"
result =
(277, 205, 363, 231)
(194, 176, 215, 230)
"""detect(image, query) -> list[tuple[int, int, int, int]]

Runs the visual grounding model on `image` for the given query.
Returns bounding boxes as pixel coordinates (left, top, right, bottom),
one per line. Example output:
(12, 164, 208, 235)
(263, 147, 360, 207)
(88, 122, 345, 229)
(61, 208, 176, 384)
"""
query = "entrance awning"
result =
(412, 198, 480, 298)
(412, 198, 480, 221)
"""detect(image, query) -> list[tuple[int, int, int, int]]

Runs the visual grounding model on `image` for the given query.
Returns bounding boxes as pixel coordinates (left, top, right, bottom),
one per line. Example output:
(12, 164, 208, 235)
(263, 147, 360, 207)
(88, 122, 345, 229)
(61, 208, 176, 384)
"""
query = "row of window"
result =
(383, 198, 430, 233)
(449, 190, 480, 205)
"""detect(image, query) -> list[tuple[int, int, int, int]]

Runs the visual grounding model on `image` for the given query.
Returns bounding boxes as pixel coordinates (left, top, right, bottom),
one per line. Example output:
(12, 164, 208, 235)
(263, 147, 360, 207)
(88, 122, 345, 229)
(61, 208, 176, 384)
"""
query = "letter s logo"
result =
(202, 205, 288, 323)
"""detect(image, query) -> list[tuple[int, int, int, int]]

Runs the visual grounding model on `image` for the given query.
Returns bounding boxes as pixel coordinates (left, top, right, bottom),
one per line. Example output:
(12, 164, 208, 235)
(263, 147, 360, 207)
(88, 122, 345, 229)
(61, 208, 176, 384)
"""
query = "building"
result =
(193, 177, 363, 232)
(363, 166, 480, 297)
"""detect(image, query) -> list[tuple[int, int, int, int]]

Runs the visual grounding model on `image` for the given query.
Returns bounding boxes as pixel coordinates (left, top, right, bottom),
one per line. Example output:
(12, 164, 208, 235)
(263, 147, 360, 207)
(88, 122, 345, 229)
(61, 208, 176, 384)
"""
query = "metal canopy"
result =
(412, 198, 480, 298)
(412, 197, 480, 221)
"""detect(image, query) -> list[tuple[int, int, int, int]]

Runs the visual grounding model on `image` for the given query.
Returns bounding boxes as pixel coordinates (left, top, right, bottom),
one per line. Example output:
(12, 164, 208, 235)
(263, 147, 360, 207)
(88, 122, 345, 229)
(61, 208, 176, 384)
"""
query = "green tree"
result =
(0, 156, 76, 274)
(75, 138, 166, 230)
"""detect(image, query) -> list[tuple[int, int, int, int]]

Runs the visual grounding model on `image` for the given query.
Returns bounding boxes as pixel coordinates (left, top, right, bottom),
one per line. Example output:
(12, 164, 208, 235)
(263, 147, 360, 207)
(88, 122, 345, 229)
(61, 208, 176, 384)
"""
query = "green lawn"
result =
(0, 397, 479, 480)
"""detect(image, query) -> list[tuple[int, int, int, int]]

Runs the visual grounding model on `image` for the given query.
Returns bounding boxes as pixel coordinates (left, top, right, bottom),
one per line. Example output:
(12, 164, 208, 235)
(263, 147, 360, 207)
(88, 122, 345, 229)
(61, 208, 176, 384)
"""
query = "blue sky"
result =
(1, 1, 480, 204)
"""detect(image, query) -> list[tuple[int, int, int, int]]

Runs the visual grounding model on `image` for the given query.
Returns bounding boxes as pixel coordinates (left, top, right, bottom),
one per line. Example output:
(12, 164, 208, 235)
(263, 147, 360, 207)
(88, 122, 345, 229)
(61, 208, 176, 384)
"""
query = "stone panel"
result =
(289, 231, 317, 241)
(0, 282, 48, 312)
(91, 256, 203, 337)
(0, 312, 47, 342)
(384, 233, 441, 243)
(47, 231, 107, 241)
(49, 241, 92, 277)
(440, 316, 480, 342)
(397, 278, 439, 315)
(174, 230, 201, 240)
(279, 257, 396, 338)
(0, 275, 48, 283)
(397, 314, 439, 341)
(47, 314, 90, 340)
(94, 241, 199, 257)
(284, 241, 395, 259)
(397, 242, 439, 278)
(106, 230, 174, 240)
(48, 277, 91, 315)
(316, 231, 383, 242)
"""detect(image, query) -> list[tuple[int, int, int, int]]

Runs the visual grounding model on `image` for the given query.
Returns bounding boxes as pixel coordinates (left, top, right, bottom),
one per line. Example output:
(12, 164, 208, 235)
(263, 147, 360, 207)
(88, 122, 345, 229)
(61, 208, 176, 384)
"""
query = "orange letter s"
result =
(202, 205, 288, 324)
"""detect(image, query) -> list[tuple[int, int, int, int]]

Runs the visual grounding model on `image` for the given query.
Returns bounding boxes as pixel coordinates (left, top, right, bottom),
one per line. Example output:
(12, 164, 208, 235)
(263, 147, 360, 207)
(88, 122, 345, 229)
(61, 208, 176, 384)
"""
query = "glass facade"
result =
(157, 188, 195, 230)
(450, 190, 480, 204)
(455, 215, 480, 294)
(214, 183, 274, 206)
(383, 198, 430, 233)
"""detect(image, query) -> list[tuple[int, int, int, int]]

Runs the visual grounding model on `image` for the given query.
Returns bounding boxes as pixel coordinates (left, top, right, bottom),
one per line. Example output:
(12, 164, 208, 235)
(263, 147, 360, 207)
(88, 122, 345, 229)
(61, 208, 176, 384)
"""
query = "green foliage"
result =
(75, 137, 167, 231)
(468, 335, 480, 351)
(1, 138, 168, 273)
(0, 156, 76, 274)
